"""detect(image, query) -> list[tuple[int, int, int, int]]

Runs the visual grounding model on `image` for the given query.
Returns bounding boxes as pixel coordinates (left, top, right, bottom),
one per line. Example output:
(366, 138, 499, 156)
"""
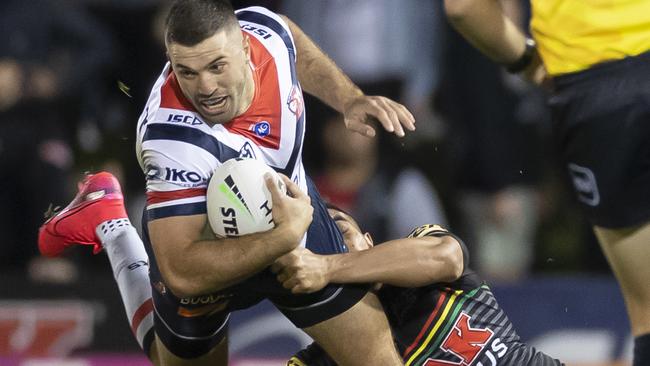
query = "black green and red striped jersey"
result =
(288, 225, 563, 366)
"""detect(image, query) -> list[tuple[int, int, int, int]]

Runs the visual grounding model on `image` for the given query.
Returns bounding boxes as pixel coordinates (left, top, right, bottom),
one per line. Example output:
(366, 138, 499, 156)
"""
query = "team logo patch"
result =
(568, 163, 600, 206)
(253, 121, 271, 137)
(287, 84, 304, 118)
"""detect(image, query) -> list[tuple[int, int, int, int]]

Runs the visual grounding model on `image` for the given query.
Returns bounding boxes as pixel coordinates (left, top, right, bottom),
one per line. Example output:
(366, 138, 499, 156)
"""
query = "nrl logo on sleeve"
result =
(253, 121, 271, 137)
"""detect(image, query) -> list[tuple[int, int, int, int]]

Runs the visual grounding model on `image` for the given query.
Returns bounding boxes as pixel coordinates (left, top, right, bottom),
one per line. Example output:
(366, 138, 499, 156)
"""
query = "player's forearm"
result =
(179, 233, 291, 295)
(152, 221, 299, 297)
(327, 237, 463, 287)
(282, 15, 364, 113)
(444, 0, 528, 65)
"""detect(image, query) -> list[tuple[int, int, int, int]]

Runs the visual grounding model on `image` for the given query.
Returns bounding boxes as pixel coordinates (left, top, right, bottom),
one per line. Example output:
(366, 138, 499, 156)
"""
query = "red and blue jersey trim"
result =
(146, 201, 207, 221)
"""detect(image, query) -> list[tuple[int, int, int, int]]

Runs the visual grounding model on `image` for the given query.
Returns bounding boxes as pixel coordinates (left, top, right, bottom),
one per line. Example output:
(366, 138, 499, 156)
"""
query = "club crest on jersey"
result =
(253, 121, 271, 137)
(239, 142, 256, 158)
(287, 84, 304, 118)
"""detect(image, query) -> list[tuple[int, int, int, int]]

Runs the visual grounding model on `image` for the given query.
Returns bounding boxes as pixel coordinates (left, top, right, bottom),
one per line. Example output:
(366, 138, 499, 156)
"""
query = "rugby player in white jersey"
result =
(38, 1, 415, 365)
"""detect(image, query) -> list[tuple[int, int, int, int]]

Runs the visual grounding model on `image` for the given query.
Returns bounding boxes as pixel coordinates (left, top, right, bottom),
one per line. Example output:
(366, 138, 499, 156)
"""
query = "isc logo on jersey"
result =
(167, 113, 202, 125)
(206, 158, 286, 237)
(240, 23, 273, 40)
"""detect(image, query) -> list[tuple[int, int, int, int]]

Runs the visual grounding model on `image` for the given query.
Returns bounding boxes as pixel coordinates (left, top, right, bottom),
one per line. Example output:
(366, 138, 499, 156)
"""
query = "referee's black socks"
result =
(634, 333, 650, 366)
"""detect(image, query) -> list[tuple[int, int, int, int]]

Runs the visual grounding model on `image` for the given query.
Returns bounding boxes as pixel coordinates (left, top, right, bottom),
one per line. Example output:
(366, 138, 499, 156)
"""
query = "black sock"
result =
(633, 333, 650, 366)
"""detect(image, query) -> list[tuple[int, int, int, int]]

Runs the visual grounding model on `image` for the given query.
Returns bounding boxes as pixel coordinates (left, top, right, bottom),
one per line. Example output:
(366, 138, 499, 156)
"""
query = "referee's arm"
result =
(443, 0, 528, 65)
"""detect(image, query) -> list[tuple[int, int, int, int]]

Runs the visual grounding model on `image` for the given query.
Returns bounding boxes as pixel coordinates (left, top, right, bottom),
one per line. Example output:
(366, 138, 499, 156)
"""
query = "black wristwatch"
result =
(505, 37, 537, 73)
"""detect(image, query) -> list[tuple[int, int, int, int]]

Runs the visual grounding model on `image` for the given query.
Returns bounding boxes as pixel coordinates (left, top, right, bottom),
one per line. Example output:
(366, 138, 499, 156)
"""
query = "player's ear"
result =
(364, 232, 374, 248)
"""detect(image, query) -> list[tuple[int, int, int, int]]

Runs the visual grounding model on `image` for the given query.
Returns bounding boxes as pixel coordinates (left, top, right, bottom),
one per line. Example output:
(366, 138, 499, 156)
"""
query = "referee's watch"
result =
(505, 38, 537, 73)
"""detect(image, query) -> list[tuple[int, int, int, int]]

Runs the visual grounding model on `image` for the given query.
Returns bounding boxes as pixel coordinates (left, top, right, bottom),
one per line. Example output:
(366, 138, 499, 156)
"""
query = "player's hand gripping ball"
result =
(207, 158, 286, 237)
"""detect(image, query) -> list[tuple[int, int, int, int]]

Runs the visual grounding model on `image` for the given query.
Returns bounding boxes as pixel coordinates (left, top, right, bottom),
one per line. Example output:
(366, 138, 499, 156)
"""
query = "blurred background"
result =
(0, 0, 630, 365)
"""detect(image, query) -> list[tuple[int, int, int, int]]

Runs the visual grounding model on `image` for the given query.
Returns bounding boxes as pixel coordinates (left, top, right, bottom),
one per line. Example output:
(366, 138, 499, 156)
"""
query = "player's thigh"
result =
(302, 292, 403, 366)
(148, 285, 234, 361)
(595, 221, 650, 335)
(150, 334, 227, 366)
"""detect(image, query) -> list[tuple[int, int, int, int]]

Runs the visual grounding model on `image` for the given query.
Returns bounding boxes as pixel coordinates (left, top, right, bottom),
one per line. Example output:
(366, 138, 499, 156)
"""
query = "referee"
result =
(444, 1, 650, 365)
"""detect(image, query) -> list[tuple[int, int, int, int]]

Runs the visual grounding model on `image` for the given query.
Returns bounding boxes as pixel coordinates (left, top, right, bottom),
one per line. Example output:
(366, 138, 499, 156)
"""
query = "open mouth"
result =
(199, 96, 228, 113)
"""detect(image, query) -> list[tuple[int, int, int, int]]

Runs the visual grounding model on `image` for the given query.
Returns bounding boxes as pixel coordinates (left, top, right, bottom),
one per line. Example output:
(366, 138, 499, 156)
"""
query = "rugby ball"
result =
(207, 158, 286, 237)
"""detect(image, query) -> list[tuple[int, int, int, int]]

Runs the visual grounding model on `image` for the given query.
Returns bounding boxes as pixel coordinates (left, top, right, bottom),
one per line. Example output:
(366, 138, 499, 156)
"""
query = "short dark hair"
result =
(325, 202, 351, 217)
(165, 0, 238, 46)
(325, 202, 364, 232)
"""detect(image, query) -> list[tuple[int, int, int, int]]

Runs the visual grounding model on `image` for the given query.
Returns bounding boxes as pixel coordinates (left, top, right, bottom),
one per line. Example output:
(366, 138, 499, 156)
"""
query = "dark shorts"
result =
(143, 177, 368, 359)
(549, 50, 650, 228)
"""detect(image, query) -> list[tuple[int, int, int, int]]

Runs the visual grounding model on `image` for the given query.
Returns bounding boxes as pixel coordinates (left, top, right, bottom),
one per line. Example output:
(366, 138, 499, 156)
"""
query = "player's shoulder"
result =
(235, 6, 295, 50)
(235, 6, 289, 30)
(407, 224, 451, 239)
(136, 64, 214, 183)
(406, 224, 472, 272)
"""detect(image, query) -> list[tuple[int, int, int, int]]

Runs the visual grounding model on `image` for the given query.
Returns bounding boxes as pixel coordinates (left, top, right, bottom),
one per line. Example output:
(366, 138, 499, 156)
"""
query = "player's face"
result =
(328, 208, 374, 252)
(167, 25, 253, 125)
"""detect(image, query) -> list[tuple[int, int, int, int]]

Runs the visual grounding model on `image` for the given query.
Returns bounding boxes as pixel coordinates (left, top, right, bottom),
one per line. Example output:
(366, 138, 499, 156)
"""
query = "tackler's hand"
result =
(271, 247, 331, 294)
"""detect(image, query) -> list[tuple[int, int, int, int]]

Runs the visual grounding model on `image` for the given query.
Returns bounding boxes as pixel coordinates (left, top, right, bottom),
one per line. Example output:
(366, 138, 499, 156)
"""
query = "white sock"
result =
(96, 219, 154, 354)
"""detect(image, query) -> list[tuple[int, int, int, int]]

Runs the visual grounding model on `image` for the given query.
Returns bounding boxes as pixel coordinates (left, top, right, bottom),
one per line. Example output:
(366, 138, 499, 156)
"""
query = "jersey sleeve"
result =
(287, 342, 337, 366)
(236, 6, 297, 59)
(141, 146, 212, 220)
(406, 224, 470, 274)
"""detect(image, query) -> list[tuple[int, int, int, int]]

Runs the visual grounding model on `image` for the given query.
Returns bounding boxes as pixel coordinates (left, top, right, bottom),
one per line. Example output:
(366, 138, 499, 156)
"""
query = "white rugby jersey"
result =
(136, 7, 306, 222)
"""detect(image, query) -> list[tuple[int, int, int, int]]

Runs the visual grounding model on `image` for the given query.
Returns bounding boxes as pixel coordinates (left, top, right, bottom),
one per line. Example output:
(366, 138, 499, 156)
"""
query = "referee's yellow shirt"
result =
(530, 0, 650, 76)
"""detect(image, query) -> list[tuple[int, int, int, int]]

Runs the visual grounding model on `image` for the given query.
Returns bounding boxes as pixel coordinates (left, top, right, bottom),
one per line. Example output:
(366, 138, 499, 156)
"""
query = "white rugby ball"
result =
(207, 158, 286, 237)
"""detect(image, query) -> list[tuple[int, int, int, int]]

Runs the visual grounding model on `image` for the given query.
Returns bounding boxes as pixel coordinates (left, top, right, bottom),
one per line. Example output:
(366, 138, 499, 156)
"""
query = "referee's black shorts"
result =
(549, 50, 650, 228)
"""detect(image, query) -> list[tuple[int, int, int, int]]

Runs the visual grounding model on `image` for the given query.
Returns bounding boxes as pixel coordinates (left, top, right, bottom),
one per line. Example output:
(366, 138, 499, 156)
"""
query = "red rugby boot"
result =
(38, 172, 128, 257)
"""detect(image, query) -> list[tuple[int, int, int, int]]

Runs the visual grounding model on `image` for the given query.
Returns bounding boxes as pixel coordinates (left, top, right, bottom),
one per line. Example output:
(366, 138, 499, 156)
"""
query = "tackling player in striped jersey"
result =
(279, 206, 563, 366)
